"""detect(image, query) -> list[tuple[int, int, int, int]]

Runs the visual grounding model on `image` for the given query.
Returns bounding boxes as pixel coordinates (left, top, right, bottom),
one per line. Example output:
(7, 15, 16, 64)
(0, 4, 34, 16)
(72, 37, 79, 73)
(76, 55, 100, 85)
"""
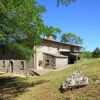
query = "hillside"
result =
(0, 58, 100, 100)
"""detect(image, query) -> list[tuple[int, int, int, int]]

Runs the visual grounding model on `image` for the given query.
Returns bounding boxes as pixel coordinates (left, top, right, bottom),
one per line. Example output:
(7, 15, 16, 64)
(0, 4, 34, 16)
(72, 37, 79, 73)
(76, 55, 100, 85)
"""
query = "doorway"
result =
(68, 54, 76, 64)
(9, 61, 14, 73)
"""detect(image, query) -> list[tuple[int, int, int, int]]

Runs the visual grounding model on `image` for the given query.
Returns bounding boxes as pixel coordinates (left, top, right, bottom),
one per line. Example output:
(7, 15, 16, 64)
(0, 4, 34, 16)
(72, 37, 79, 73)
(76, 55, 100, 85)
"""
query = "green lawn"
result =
(0, 58, 100, 100)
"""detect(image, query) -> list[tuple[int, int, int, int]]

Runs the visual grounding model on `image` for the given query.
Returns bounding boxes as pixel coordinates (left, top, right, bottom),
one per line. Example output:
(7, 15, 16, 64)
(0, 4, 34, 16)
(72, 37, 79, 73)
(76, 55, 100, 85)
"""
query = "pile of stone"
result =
(59, 70, 89, 92)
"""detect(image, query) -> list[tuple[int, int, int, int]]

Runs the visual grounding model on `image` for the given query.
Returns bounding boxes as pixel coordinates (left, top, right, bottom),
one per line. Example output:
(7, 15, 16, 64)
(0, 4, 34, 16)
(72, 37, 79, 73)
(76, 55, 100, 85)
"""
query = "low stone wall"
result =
(0, 60, 28, 75)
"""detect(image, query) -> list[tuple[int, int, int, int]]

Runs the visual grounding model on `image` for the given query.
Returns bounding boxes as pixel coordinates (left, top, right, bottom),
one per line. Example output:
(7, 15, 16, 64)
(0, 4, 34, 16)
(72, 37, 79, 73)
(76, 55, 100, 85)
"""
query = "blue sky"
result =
(37, 0, 100, 51)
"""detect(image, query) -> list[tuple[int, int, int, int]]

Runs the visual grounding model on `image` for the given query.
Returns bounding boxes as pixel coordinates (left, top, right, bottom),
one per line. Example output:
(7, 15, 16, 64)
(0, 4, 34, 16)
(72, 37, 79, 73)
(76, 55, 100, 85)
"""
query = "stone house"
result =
(0, 38, 81, 75)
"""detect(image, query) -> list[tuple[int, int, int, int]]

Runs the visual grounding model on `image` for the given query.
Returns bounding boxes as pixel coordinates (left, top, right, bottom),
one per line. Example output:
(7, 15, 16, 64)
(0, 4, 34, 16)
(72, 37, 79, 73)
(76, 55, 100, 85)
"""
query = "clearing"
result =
(0, 58, 100, 100)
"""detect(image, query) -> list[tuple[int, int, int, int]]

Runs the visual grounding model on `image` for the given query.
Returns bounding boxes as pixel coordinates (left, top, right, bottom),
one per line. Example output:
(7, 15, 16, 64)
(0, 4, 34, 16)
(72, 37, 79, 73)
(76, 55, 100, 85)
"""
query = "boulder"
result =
(59, 71, 89, 92)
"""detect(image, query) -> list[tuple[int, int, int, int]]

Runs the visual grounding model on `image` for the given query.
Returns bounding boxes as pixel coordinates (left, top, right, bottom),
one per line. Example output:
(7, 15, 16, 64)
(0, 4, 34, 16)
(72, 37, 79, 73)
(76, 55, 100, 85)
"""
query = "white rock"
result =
(59, 71, 89, 92)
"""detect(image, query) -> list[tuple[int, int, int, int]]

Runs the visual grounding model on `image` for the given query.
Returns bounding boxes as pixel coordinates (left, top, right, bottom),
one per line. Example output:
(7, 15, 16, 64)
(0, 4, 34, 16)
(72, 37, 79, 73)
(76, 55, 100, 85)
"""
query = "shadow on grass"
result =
(0, 76, 48, 100)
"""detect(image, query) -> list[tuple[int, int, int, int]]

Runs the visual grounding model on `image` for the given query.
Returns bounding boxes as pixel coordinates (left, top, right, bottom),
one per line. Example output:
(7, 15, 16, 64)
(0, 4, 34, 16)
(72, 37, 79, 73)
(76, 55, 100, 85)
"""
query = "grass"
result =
(0, 58, 100, 100)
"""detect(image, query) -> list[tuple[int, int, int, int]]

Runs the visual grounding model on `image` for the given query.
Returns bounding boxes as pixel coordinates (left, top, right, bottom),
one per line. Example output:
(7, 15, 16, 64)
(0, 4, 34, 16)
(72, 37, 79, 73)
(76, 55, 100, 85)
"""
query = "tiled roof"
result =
(43, 38, 81, 48)
(43, 52, 67, 58)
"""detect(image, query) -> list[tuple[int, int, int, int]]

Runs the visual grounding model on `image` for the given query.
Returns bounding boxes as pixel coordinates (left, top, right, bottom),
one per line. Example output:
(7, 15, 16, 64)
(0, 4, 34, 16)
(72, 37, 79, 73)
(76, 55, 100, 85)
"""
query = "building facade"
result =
(0, 39, 81, 75)
(34, 39, 80, 70)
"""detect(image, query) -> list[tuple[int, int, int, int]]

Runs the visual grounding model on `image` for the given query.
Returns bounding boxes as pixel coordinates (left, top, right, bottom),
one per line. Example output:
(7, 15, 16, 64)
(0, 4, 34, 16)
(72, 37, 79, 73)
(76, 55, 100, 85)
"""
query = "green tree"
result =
(92, 47, 100, 58)
(43, 26, 61, 39)
(81, 51, 92, 59)
(0, 0, 60, 59)
(60, 33, 83, 45)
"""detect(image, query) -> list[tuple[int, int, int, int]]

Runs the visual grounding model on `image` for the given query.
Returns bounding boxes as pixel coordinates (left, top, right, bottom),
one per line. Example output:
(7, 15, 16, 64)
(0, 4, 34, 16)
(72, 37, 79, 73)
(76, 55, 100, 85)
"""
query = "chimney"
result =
(44, 36, 52, 40)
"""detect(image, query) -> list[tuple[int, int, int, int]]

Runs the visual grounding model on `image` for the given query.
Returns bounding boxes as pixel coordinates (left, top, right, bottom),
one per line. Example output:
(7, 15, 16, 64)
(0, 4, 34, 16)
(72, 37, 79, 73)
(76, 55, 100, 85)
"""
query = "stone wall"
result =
(43, 54, 56, 69)
(37, 40, 70, 54)
(43, 53, 68, 69)
(37, 39, 80, 54)
(56, 57, 68, 68)
(0, 60, 29, 75)
(0, 45, 35, 75)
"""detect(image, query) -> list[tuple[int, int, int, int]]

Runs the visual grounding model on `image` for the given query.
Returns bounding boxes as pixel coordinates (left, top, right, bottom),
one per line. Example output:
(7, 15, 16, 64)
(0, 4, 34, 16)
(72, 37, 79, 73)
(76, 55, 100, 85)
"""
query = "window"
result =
(39, 60, 42, 66)
(45, 60, 49, 66)
(70, 47, 74, 52)
(47, 60, 49, 62)
(20, 61, 24, 70)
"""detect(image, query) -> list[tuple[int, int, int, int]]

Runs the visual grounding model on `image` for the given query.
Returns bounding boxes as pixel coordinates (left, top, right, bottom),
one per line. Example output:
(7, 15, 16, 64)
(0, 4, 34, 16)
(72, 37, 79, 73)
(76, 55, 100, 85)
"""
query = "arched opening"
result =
(2, 60, 5, 67)
(9, 61, 14, 73)
(45, 59, 50, 66)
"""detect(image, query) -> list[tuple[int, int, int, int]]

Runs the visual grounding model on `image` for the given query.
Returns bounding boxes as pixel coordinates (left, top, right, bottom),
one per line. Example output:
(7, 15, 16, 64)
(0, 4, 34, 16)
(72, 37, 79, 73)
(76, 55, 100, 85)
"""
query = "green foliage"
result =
(7, 42, 33, 60)
(0, 0, 60, 59)
(81, 51, 92, 59)
(92, 47, 100, 58)
(60, 33, 83, 45)
(43, 26, 61, 39)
